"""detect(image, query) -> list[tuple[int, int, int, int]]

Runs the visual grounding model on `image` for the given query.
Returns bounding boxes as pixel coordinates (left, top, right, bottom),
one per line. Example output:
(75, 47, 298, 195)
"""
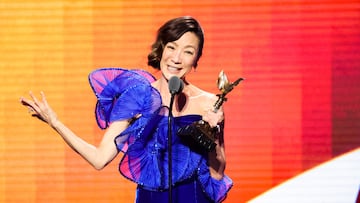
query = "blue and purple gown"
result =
(88, 68, 233, 203)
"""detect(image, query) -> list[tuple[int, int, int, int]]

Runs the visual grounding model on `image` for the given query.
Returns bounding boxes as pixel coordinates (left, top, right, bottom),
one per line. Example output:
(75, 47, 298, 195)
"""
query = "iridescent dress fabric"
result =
(89, 68, 233, 203)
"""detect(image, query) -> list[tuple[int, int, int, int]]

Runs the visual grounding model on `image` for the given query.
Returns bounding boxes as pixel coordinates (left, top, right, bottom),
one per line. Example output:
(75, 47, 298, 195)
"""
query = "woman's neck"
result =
(153, 77, 191, 114)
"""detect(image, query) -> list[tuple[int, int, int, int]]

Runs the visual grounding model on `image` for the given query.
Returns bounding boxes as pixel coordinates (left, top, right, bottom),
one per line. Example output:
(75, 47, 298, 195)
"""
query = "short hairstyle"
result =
(147, 16, 204, 69)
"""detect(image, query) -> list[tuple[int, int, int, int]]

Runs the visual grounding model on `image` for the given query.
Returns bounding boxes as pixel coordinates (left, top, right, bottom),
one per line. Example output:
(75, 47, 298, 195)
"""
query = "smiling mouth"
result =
(168, 66, 182, 72)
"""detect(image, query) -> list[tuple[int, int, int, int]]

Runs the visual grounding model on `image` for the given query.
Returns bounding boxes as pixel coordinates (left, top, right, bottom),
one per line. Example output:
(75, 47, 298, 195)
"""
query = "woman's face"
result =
(160, 32, 199, 80)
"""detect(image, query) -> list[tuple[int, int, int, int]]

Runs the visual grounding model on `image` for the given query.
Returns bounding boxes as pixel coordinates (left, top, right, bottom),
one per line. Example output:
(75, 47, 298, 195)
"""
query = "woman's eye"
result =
(166, 45, 175, 50)
(185, 50, 194, 55)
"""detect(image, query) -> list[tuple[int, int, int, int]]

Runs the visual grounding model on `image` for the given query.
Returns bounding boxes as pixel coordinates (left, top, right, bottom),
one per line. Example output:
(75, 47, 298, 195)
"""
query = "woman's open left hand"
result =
(20, 91, 58, 127)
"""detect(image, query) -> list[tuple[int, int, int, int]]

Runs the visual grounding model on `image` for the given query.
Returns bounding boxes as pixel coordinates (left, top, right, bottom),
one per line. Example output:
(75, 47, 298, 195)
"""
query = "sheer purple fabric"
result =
(88, 68, 233, 202)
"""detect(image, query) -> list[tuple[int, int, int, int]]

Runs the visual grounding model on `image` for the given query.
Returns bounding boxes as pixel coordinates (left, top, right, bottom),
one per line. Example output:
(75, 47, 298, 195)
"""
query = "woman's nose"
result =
(171, 51, 182, 64)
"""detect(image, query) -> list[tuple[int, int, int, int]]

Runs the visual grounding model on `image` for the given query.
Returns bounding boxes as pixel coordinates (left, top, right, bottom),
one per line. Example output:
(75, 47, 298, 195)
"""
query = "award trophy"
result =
(177, 70, 244, 152)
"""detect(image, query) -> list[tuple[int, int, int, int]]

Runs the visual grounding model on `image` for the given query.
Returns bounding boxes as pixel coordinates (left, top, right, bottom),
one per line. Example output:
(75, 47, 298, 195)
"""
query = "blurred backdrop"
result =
(0, 1, 359, 202)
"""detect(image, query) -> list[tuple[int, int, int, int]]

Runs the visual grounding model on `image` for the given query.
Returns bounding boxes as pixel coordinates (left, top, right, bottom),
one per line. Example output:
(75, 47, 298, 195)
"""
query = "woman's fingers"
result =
(29, 91, 41, 107)
(40, 91, 50, 109)
(20, 97, 30, 107)
(203, 109, 224, 128)
(20, 91, 51, 123)
(20, 97, 37, 113)
(38, 92, 58, 125)
(26, 92, 41, 112)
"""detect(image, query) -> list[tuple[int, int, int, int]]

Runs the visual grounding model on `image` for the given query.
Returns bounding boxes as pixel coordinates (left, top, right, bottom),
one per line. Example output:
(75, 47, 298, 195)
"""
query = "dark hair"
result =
(147, 16, 204, 70)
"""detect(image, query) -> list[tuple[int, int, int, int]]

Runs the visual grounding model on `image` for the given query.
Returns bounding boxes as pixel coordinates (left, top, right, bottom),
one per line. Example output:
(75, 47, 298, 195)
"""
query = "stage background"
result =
(0, 0, 359, 202)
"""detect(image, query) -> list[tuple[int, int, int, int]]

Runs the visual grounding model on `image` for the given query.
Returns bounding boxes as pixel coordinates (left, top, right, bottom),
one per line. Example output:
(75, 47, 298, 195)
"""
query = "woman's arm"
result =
(202, 106, 226, 180)
(20, 91, 129, 170)
(51, 119, 128, 170)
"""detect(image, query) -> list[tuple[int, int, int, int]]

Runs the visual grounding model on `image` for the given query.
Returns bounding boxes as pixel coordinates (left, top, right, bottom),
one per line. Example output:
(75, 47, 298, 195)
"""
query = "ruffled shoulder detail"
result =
(197, 160, 233, 202)
(88, 68, 157, 129)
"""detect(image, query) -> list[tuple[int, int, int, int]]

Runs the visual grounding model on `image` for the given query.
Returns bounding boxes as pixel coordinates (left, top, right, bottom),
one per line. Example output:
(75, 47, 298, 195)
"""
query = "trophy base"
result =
(177, 120, 217, 152)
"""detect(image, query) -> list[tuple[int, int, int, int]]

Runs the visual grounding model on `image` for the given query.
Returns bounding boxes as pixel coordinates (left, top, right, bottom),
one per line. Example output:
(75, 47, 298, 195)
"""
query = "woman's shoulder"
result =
(186, 84, 219, 112)
(188, 84, 217, 102)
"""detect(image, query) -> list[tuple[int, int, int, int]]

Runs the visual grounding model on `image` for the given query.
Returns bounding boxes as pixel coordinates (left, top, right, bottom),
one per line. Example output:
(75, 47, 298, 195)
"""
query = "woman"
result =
(20, 16, 232, 203)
